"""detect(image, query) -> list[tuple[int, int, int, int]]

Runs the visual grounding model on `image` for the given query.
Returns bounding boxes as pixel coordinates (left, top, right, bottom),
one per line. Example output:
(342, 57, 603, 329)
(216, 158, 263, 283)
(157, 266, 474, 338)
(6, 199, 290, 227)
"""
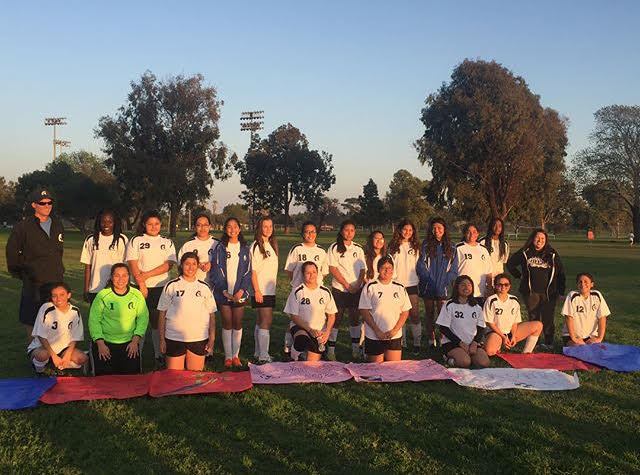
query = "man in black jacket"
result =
(6, 189, 65, 337)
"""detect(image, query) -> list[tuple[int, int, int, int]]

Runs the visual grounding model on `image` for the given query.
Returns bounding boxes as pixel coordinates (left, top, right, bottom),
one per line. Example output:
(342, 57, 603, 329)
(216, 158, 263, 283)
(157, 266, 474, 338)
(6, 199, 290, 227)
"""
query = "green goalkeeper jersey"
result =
(89, 286, 149, 344)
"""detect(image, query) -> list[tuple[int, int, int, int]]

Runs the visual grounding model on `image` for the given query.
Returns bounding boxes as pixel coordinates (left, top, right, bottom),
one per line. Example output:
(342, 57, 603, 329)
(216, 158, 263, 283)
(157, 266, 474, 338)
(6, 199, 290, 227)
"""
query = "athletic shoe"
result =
(257, 356, 273, 364)
(232, 356, 242, 367)
(283, 345, 290, 355)
(412, 346, 421, 356)
(224, 358, 233, 368)
(298, 352, 307, 362)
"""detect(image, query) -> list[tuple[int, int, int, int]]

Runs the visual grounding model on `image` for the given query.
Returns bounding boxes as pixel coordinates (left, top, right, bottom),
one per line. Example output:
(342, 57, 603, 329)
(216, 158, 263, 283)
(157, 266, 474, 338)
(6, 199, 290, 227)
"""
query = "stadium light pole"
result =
(240, 110, 265, 227)
(44, 117, 68, 160)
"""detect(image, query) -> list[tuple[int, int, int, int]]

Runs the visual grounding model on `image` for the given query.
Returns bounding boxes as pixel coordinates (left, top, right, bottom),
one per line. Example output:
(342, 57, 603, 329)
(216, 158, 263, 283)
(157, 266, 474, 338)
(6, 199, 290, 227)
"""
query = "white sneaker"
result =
(258, 355, 273, 364)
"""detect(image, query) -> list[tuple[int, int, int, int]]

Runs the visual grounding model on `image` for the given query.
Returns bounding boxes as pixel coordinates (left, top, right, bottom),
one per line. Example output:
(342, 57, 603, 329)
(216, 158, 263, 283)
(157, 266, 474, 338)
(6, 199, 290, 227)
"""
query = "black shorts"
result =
(562, 336, 591, 345)
(486, 330, 512, 340)
(332, 288, 361, 309)
(405, 285, 419, 296)
(92, 340, 141, 376)
(364, 337, 402, 356)
(216, 297, 248, 309)
(165, 338, 208, 357)
(290, 325, 322, 354)
(251, 295, 276, 308)
(145, 286, 163, 311)
(441, 341, 459, 354)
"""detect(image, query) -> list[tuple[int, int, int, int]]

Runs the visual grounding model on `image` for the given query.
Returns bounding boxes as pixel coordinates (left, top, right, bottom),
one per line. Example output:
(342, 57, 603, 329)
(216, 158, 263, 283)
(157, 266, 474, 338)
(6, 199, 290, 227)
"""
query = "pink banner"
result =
(149, 369, 252, 397)
(249, 361, 352, 384)
(345, 359, 454, 383)
(496, 353, 599, 371)
(40, 374, 151, 404)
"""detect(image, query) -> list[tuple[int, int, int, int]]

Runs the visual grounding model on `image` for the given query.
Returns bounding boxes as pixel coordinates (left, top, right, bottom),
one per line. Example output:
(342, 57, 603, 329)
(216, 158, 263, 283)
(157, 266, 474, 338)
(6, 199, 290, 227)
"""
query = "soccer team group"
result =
(6, 189, 611, 377)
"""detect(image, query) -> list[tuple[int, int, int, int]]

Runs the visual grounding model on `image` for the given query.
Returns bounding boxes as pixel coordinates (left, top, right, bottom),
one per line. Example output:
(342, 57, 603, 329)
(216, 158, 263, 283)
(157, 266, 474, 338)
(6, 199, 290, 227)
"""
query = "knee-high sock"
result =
(232, 329, 243, 358)
(523, 335, 539, 353)
(254, 324, 260, 358)
(258, 329, 270, 360)
(284, 331, 293, 348)
(222, 329, 233, 359)
(32, 357, 47, 372)
(349, 325, 361, 351)
(410, 322, 422, 347)
(327, 328, 339, 354)
(151, 329, 161, 358)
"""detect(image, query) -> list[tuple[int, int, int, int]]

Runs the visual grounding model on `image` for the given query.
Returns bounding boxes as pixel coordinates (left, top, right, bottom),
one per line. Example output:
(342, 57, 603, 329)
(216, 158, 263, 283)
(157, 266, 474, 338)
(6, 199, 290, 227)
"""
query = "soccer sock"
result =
(254, 324, 260, 358)
(258, 329, 270, 360)
(291, 347, 301, 361)
(151, 329, 161, 358)
(328, 328, 339, 347)
(523, 335, 539, 353)
(410, 322, 422, 347)
(284, 331, 293, 349)
(222, 329, 233, 359)
(32, 357, 47, 373)
(349, 326, 361, 351)
(232, 329, 243, 358)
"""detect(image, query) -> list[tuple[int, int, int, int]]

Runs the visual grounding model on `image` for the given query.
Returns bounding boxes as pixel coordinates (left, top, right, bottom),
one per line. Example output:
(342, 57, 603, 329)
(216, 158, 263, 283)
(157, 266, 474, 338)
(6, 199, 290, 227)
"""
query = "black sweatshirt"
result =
(506, 246, 565, 299)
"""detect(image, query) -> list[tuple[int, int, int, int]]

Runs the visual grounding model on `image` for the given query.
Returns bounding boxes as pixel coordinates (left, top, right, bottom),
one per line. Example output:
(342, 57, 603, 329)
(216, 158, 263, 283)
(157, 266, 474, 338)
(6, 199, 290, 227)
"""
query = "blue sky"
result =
(1, 1, 638, 209)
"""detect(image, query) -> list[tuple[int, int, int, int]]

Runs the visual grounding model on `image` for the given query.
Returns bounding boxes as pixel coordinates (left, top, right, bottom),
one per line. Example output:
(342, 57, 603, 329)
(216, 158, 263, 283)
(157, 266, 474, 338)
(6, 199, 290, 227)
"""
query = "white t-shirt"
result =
(483, 293, 521, 334)
(126, 234, 177, 288)
(328, 242, 366, 292)
(28, 303, 84, 354)
(178, 236, 220, 281)
(478, 238, 510, 275)
(285, 243, 328, 288)
(284, 284, 338, 331)
(436, 300, 486, 344)
(359, 280, 412, 340)
(455, 242, 493, 297)
(81, 233, 129, 293)
(225, 242, 241, 293)
(391, 242, 420, 287)
(250, 240, 279, 295)
(157, 277, 217, 342)
(561, 290, 611, 339)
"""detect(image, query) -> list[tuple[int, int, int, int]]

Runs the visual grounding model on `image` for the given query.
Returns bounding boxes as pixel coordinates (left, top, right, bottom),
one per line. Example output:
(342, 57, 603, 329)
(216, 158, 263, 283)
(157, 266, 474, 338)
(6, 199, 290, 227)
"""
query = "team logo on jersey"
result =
(128, 302, 134, 309)
(408, 249, 415, 255)
(319, 297, 325, 304)
(161, 244, 166, 250)
(592, 304, 597, 311)
(196, 290, 202, 297)
(208, 248, 214, 256)
(314, 255, 320, 261)
(481, 254, 485, 260)
(393, 292, 399, 299)
(68, 321, 73, 329)
(472, 311, 477, 319)
(352, 252, 357, 258)
(266, 250, 271, 257)
(58, 233, 64, 242)
(511, 307, 516, 314)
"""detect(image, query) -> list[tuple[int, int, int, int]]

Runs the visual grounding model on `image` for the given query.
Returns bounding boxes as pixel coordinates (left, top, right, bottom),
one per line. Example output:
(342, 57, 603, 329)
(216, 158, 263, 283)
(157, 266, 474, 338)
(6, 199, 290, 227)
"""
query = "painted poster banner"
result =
(563, 343, 640, 372)
(496, 352, 599, 371)
(149, 369, 252, 397)
(0, 377, 57, 410)
(345, 359, 454, 383)
(40, 374, 151, 404)
(448, 368, 580, 391)
(249, 361, 352, 384)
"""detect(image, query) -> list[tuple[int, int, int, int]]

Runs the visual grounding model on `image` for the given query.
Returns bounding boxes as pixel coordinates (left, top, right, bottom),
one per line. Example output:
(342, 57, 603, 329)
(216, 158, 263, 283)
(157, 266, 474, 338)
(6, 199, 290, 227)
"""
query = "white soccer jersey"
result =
(359, 280, 412, 340)
(285, 243, 328, 288)
(483, 293, 521, 334)
(391, 242, 420, 287)
(284, 284, 338, 331)
(455, 242, 493, 297)
(157, 277, 217, 342)
(28, 303, 84, 354)
(561, 290, 611, 339)
(81, 233, 129, 293)
(250, 240, 278, 295)
(178, 236, 220, 281)
(225, 242, 241, 293)
(328, 242, 366, 291)
(436, 300, 486, 344)
(478, 238, 510, 275)
(126, 234, 177, 288)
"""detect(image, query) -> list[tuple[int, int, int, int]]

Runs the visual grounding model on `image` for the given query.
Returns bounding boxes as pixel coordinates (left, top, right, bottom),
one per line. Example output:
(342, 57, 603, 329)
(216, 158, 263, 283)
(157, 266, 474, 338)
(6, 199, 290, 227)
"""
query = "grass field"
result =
(1, 230, 639, 474)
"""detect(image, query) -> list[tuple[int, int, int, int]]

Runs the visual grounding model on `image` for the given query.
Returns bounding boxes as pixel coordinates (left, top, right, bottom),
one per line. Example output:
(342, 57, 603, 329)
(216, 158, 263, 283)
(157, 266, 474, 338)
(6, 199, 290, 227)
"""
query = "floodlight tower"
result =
(240, 110, 264, 227)
(44, 117, 68, 160)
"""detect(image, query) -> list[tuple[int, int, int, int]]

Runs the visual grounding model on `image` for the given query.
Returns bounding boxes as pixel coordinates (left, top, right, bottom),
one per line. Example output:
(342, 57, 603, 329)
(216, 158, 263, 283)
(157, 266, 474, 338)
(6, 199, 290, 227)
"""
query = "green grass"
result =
(1, 230, 639, 474)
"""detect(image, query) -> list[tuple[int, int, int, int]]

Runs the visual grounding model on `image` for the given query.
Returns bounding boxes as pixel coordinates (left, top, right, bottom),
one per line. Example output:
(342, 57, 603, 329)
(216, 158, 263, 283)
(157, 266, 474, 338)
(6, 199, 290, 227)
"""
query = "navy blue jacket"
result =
(208, 242, 252, 304)
(416, 241, 457, 298)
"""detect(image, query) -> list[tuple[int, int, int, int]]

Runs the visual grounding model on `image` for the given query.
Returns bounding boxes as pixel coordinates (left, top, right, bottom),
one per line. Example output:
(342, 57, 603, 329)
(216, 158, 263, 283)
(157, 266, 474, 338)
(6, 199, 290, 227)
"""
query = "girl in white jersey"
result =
(283, 221, 328, 354)
(158, 252, 216, 371)
(177, 213, 219, 282)
(327, 220, 366, 360)
(250, 216, 279, 364)
(126, 210, 177, 365)
(483, 273, 542, 356)
(479, 217, 510, 284)
(455, 223, 493, 305)
(388, 219, 421, 354)
(81, 209, 128, 304)
(562, 273, 611, 346)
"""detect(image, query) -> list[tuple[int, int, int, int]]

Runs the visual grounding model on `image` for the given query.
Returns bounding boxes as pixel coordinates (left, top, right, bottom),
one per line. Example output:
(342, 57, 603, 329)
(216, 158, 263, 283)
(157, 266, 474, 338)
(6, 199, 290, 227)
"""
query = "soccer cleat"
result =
(224, 358, 233, 368)
(257, 356, 273, 364)
(283, 345, 291, 355)
(232, 356, 242, 367)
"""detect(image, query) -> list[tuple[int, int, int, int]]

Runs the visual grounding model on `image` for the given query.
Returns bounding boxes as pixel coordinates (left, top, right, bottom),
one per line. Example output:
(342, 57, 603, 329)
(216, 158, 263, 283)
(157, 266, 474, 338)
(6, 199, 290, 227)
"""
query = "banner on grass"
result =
(0, 377, 57, 410)
(249, 361, 352, 384)
(40, 374, 151, 404)
(563, 343, 640, 372)
(149, 369, 252, 397)
(345, 359, 454, 383)
(497, 353, 599, 371)
(448, 368, 580, 391)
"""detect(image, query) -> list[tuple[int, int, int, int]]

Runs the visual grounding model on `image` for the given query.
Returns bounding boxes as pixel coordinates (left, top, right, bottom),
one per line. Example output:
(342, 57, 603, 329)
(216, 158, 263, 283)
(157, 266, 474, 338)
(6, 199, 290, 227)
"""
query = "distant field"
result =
(1, 229, 639, 474)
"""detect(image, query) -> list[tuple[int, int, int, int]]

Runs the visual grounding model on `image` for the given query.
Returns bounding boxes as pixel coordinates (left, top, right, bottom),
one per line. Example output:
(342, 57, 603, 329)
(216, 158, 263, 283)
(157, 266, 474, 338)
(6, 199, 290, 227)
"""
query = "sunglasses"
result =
(36, 201, 53, 206)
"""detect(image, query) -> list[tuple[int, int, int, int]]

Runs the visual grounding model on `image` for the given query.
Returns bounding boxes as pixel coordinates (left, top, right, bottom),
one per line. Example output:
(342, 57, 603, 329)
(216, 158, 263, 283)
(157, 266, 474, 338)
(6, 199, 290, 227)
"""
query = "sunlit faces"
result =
(144, 217, 161, 237)
(378, 261, 394, 282)
(372, 232, 385, 252)
(181, 257, 199, 280)
(100, 213, 115, 236)
(464, 225, 479, 244)
(302, 225, 317, 244)
(494, 278, 511, 296)
(400, 224, 414, 241)
(111, 266, 130, 291)
(51, 286, 71, 309)
(195, 216, 212, 239)
(341, 224, 356, 243)
(533, 232, 546, 251)
(492, 220, 503, 237)
(432, 222, 445, 241)
(303, 263, 319, 285)
(225, 219, 241, 240)
(457, 278, 474, 298)
(577, 275, 594, 296)
(260, 219, 273, 239)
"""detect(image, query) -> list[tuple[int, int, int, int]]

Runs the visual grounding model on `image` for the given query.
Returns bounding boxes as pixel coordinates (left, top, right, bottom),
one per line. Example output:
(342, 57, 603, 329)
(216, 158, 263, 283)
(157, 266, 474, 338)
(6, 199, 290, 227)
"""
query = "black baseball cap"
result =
(29, 189, 54, 203)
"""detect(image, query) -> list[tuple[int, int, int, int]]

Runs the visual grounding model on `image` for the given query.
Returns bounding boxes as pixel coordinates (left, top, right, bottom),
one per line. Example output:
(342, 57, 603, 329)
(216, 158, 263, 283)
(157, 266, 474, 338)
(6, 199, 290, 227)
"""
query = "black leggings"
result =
(524, 293, 557, 345)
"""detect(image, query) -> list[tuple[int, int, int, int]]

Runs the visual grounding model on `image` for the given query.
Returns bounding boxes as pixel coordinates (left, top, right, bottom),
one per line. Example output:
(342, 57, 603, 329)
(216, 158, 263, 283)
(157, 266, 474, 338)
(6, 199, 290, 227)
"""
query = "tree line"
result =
(1, 62, 638, 240)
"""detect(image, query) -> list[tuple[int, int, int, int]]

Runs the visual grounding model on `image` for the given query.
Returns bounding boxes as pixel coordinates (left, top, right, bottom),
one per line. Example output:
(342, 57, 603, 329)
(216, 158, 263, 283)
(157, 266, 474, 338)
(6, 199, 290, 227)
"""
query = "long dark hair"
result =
(522, 228, 551, 254)
(220, 216, 246, 247)
(253, 216, 279, 258)
(92, 209, 123, 250)
(388, 218, 419, 255)
(137, 210, 161, 236)
(335, 220, 356, 254)
(451, 275, 479, 307)
(462, 223, 478, 243)
(364, 230, 387, 280)
(483, 217, 507, 260)
(424, 217, 453, 260)
(178, 251, 199, 276)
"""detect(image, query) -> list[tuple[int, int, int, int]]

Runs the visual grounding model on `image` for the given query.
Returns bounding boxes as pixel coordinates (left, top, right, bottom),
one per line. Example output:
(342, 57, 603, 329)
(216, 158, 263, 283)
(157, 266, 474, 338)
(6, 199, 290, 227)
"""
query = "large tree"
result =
(235, 123, 335, 232)
(416, 59, 566, 220)
(0, 177, 18, 224)
(96, 71, 234, 235)
(356, 179, 386, 230)
(575, 105, 640, 242)
(385, 170, 433, 229)
(581, 180, 631, 237)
